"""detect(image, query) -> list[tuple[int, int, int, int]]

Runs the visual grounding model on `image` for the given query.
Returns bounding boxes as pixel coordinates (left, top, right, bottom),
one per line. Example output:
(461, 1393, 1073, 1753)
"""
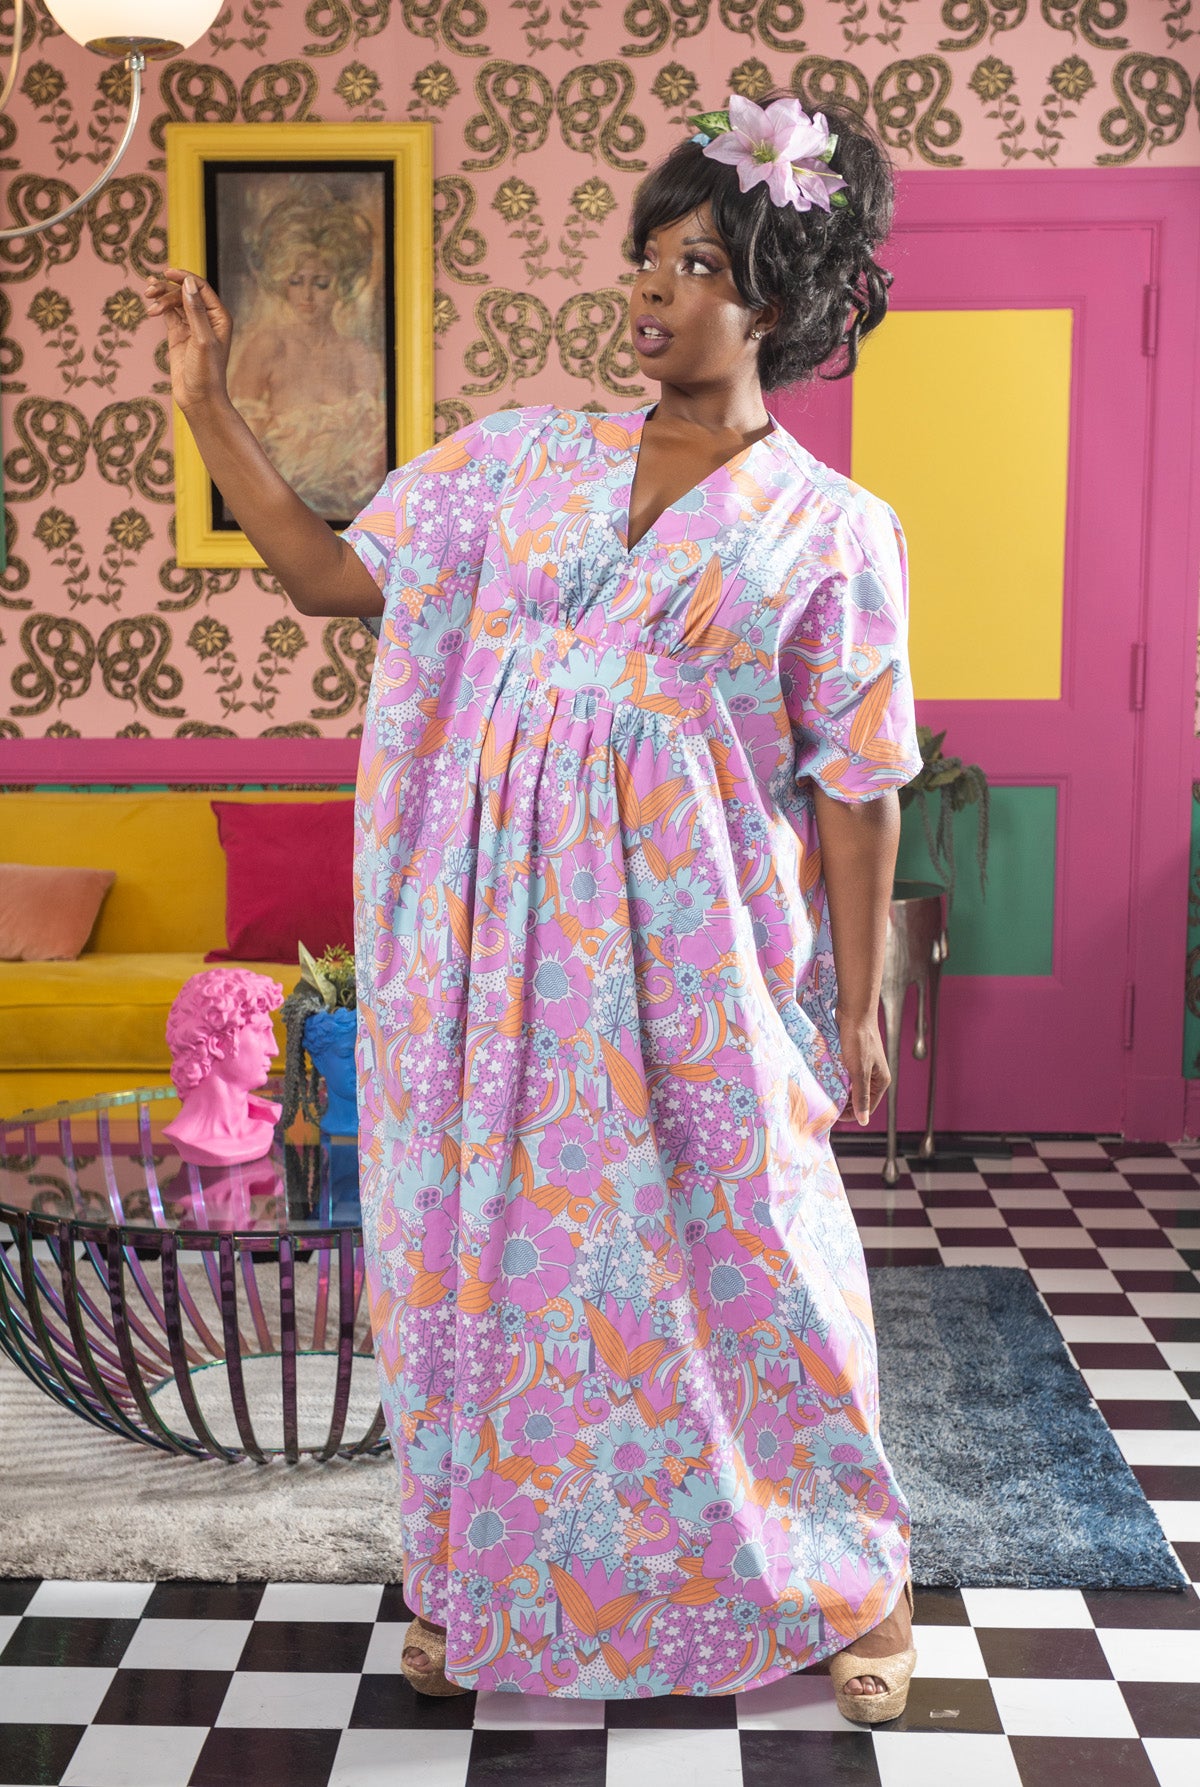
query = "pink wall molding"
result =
(1, 737, 359, 786)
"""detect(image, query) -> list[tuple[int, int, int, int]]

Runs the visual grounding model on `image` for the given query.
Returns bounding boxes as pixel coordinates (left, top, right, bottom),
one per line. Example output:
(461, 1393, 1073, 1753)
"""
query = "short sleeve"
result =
(780, 493, 922, 803)
(341, 405, 555, 615)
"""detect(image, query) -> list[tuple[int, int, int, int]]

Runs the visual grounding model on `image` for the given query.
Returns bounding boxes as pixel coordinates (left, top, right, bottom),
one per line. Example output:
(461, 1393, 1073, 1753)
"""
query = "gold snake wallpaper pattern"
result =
(0, 0, 1198, 741)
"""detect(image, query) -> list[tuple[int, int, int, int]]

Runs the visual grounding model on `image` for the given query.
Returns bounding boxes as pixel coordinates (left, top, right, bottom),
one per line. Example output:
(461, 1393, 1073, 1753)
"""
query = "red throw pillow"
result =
(205, 799, 354, 964)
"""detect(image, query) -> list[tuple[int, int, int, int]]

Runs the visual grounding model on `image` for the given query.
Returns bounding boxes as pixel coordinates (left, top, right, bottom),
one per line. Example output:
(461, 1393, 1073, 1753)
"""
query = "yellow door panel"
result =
(852, 309, 1073, 701)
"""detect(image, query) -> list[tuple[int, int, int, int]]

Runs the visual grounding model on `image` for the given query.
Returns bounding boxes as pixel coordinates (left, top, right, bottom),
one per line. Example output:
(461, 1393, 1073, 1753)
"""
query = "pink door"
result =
(771, 175, 1166, 1136)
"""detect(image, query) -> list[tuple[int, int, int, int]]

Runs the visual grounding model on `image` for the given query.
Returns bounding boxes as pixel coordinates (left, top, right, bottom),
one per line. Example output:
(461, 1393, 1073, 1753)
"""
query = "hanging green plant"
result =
(898, 725, 990, 910)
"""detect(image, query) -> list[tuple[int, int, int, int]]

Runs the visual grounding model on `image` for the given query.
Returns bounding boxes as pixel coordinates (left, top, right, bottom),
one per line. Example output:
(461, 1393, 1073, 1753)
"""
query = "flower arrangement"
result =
(687, 94, 849, 214)
(277, 943, 356, 1132)
(898, 726, 990, 910)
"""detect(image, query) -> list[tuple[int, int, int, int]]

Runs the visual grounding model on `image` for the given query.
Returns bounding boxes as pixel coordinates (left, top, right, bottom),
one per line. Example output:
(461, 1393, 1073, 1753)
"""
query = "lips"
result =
(634, 313, 673, 356)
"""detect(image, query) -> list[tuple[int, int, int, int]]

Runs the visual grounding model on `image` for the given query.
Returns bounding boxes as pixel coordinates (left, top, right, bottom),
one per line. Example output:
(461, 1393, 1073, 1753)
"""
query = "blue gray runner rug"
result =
(0, 1264, 1187, 1589)
(872, 1264, 1187, 1590)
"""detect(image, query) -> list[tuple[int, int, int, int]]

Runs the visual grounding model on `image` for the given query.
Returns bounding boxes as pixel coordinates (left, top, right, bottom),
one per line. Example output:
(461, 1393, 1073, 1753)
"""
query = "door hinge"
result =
(1143, 284, 1159, 357)
(1131, 641, 1147, 711)
(1123, 982, 1136, 1050)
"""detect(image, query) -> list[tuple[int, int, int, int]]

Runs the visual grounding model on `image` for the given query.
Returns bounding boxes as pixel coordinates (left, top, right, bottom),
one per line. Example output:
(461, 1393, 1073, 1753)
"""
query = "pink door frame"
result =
(8, 173, 1200, 1139)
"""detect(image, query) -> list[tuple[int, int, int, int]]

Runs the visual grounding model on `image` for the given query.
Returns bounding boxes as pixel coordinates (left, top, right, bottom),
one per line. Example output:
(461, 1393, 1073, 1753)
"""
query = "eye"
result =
(685, 254, 717, 275)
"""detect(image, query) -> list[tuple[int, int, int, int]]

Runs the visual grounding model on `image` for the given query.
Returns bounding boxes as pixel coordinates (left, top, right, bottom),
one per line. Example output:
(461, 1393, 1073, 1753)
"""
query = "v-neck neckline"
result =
(618, 402, 778, 556)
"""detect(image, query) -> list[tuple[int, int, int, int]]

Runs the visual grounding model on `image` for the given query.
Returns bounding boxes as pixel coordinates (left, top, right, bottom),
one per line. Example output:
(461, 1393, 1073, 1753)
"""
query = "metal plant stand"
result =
(880, 882, 949, 1187)
(0, 1087, 386, 1464)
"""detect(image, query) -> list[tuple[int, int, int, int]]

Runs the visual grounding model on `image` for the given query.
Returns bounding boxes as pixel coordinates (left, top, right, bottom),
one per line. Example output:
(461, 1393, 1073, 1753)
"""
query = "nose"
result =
(639, 262, 669, 303)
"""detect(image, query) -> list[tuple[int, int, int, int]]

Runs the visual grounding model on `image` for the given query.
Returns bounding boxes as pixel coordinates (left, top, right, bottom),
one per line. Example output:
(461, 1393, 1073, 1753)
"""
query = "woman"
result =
(225, 190, 386, 519)
(146, 92, 921, 1721)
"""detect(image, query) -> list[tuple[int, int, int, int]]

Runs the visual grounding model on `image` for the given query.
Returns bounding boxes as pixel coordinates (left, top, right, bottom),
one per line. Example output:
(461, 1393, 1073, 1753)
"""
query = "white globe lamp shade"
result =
(44, 1, 222, 55)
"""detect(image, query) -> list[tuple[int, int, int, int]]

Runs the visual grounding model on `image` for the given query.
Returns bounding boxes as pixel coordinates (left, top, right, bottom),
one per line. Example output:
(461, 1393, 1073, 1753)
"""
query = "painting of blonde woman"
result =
(214, 168, 390, 523)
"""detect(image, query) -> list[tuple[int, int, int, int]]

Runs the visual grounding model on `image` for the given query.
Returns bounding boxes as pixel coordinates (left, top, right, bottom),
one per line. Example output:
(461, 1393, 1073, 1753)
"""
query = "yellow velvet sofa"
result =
(0, 790, 351, 1117)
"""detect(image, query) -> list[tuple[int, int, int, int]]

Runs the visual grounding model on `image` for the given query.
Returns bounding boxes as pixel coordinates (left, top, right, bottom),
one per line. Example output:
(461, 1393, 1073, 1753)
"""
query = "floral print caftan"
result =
(344, 402, 922, 1698)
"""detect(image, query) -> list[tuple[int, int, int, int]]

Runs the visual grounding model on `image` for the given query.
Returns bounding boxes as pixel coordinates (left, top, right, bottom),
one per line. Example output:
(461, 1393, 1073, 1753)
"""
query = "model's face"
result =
(285, 254, 336, 322)
(629, 203, 772, 387)
(213, 1010, 277, 1093)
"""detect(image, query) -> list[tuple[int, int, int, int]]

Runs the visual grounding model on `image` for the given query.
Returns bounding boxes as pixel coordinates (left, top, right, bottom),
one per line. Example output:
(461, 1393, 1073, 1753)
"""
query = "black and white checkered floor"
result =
(2, 1135, 1199, 1787)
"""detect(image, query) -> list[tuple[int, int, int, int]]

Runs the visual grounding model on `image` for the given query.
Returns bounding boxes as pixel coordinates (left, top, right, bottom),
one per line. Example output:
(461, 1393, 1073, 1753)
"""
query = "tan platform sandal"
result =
(400, 1617, 469, 1697)
(828, 1576, 917, 1726)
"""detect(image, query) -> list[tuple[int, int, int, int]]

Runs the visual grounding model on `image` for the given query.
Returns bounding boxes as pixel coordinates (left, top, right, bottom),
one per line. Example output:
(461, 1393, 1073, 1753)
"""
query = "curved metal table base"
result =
(0, 1216, 388, 1464)
(0, 1090, 388, 1464)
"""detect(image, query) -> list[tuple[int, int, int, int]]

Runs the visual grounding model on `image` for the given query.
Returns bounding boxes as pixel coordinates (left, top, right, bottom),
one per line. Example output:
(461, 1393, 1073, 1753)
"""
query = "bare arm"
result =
(811, 787, 901, 1125)
(144, 268, 382, 619)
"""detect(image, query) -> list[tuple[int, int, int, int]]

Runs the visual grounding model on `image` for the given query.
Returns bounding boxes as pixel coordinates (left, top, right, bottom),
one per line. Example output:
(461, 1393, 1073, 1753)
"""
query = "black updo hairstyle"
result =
(628, 94, 895, 389)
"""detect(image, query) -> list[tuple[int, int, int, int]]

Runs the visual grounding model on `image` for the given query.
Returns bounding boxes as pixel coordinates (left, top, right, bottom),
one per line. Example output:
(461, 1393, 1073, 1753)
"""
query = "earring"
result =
(750, 329, 763, 340)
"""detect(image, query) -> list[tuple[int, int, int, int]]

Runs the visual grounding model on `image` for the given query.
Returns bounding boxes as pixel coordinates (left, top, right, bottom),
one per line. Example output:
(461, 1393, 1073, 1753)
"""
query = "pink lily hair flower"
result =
(695, 94, 849, 215)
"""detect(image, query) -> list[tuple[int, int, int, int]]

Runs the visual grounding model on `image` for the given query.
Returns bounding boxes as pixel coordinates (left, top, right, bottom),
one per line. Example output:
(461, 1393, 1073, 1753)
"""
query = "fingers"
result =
(144, 272, 191, 322)
(853, 1066, 871, 1127)
(840, 1040, 868, 1127)
(144, 270, 219, 352)
(180, 273, 217, 342)
(849, 1053, 889, 1126)
(836, 1018, 891, 1128)
(143, 279, 183, 315)
(149, 266, 206, 291)
(143, 269, 214, 318)
(862, 1059, 891, 1124)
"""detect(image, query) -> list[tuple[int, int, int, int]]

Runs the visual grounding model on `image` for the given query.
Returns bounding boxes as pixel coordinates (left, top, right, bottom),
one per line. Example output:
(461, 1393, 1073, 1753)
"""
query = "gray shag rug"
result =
(0, 1265, 1186, 1589)
(872, 1265, 1186, 1590)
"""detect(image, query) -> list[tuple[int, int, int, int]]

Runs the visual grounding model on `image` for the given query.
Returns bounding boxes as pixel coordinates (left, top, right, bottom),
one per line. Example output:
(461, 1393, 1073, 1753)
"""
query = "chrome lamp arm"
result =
(0, 0, 27, 116)
(0, 47, 146, 241)
(0, 0, 216, 242)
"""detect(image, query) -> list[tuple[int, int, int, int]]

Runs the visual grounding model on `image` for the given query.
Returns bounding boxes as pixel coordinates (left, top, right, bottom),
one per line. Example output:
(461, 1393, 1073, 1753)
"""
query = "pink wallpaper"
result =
(1, 0, 1198, 741)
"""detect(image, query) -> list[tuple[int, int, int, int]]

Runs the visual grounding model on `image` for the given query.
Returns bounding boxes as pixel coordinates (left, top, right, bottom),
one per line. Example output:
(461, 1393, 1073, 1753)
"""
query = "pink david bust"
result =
(163, 969, 285, 1167)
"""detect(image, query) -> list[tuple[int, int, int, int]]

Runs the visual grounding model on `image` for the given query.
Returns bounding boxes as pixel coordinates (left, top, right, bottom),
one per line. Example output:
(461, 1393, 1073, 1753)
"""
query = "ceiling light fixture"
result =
(0, 0, 222, 239)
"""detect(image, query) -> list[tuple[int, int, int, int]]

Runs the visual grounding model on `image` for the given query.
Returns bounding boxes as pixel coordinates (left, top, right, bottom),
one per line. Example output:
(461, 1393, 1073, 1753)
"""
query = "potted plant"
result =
(898, 725, 990, 911)
(277, 942, 358, 1138)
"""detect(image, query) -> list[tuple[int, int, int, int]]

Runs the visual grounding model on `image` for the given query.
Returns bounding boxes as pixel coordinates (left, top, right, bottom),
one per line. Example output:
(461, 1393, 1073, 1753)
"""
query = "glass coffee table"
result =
(0, 1086, 387, 1464)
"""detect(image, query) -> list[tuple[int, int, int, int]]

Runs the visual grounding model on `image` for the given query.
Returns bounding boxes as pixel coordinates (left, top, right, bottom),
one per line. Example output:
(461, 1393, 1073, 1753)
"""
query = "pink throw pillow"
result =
(205, 799, 354, 964)
(0, 863, 116, 961)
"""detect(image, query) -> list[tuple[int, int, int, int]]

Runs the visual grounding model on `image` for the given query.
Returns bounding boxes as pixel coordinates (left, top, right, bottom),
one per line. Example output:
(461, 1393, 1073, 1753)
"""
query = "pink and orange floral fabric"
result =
(345, 403, 922, 1697)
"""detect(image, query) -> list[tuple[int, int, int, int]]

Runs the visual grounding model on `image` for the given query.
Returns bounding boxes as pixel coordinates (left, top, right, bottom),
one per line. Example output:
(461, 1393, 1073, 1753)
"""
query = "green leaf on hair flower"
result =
(687, 111, 731, 138)
(822, 135, 838, 162)
(831, 191, 850, 207)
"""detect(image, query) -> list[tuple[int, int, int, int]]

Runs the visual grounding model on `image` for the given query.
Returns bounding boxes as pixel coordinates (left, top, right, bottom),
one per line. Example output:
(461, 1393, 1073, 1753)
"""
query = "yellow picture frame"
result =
(166, 121, 433, 569)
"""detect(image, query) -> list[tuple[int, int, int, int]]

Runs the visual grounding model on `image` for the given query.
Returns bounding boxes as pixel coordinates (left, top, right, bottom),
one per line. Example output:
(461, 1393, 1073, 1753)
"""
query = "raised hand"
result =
(140, 265, 384, 620)
(143, 267, 233, 417)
